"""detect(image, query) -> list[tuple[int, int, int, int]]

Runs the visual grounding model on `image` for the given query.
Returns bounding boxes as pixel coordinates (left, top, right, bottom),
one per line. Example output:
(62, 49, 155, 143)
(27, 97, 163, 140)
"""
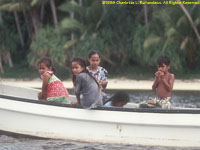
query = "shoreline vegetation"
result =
(1, 64, 200, 79)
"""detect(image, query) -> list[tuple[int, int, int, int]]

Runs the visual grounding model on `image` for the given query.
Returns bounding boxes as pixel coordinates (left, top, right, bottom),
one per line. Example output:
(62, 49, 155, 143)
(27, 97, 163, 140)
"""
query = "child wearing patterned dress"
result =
(87, 50, 108, 90)
(87, 50, 109, 102)
(37, 57, 70, 103)
(138, 55, 174, 109)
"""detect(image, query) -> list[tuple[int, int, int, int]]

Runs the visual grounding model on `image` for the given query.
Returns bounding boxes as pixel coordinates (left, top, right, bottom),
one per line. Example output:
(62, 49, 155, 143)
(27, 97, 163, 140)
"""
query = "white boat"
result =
(0, 84, 200, 147)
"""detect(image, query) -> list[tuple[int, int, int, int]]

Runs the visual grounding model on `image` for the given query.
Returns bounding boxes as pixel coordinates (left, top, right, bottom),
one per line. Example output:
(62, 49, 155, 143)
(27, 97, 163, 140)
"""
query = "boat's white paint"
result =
(0, 84, 39, 99)
(0, 84, 200, 147)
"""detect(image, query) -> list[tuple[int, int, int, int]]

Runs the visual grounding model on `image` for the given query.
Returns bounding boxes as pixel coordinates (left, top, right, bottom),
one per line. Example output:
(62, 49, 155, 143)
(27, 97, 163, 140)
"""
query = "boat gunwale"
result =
(0, 94, 200, 114)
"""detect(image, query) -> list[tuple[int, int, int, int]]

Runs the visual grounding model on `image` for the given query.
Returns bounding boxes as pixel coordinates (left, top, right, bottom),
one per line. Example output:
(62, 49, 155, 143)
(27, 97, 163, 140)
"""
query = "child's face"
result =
(88, 54, 100, 68)
(38, 63, 51, 75)
(158, 63, 170, 74)
(72, 62, 84, 76)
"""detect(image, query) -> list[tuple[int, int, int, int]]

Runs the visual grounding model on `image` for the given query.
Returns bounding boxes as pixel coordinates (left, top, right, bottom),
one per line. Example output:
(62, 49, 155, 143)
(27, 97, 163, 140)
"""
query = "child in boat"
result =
(138, 55, 175, 109)
(104, 91, 130, 107)
(71, 57, 103, 109)
(87, 50, 109, 102)
(38, 57, 70, 103)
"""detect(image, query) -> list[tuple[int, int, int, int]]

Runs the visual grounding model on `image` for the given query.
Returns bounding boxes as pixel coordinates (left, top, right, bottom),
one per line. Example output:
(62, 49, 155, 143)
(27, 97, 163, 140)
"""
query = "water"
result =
(128, 90, 200, 108)
(1, 90, 200, 150)
(0, 134, 198, 150)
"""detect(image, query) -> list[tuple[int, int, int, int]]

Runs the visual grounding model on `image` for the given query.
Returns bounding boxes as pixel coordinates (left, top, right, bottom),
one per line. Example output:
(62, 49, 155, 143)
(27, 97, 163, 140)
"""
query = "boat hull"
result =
(0, 84, 200, 147)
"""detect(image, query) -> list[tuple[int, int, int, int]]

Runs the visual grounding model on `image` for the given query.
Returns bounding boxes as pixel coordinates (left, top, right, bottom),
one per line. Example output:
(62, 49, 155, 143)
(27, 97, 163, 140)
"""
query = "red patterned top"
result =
(44, 72, 69, 103)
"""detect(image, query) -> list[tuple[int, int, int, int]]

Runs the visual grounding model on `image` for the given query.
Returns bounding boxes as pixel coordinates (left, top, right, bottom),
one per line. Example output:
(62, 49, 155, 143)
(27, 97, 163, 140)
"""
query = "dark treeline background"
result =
(0, 0, 200, 79)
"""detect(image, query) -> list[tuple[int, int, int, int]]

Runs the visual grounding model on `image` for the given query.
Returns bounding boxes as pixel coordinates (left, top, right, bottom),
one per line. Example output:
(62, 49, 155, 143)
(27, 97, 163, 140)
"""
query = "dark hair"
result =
(88, 50, 101, 59)
(38, 57, 56, 73)
(104, 91, 129, 105)
(157, 55, 170, 67)
(71, 57, 99, 87)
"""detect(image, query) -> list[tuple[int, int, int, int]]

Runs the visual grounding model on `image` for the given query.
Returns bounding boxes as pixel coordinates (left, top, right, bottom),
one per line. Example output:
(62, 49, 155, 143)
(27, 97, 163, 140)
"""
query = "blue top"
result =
(104, 101, 112, 107)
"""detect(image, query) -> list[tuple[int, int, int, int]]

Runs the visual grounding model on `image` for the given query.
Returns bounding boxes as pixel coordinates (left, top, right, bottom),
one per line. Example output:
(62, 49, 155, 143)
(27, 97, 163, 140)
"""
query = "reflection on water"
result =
(0, 90, 200, 150)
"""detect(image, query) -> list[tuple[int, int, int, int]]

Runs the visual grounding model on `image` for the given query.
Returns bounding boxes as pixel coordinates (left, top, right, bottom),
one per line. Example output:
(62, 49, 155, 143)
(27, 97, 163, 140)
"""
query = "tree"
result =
(0, 23, 15, 73)
(140, 5, 200, 70)
(177, 0, 200, 43)
(28, 26, 68, 67)
(58, 0, 106, 66)
(49, 0, 58, 29)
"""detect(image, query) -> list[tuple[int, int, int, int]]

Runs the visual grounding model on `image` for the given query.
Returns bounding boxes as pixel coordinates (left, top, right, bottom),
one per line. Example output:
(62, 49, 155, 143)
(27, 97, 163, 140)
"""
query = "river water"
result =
(0, 134, 198, 150)
(0, 90, 200, 150)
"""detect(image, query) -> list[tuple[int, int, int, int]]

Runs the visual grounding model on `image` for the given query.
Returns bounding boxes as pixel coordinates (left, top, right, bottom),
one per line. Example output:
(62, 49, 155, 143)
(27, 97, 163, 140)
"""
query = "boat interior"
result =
(0, 84, 200, 114)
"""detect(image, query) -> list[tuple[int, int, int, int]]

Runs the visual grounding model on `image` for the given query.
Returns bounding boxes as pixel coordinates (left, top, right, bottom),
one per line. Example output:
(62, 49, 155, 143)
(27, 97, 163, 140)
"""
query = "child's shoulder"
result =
(168, 72, 174, 77)
(78, 72, 88, 78)
(167, 72, 175, 79)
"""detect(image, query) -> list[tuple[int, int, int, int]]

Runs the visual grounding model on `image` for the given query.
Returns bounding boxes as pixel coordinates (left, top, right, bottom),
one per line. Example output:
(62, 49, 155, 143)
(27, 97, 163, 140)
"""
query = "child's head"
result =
(157, 55, 170, 67)
(71, 57, 99, 87)
(111, 91, 130, 107)
(38, 57, 55, 75)
(88, 50, 101, 69)
(71, 57, 86, 76)
(157, 55, 170, 73)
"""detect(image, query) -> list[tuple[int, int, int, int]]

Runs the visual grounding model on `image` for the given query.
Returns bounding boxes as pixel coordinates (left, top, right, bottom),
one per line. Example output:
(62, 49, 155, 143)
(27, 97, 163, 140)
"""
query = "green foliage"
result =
(73, 34, 104, 58)
(1, 0, 200, 78)
(60, 18, 83, 33)
(59, 0, 104, 51)
(58, 0, 82, 15)
(28, 26, 69, 67)
(141, 5, 200, 71)
(0, 23, 18, 53)
(0, 0, 48, 11)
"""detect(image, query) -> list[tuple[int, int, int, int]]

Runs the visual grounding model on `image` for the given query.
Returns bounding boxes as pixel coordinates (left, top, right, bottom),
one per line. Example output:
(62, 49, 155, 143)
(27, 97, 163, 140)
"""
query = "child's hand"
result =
(99, 81, 103, 86)
(99, 81, 107, 88)
(99, 81, 106, 86)
(155, 71, 164, 78)
(38, 92, 43, 100)
(70, 101, 78, 106)
(159, 71, 164, 79)
(155, 71, 161, 78)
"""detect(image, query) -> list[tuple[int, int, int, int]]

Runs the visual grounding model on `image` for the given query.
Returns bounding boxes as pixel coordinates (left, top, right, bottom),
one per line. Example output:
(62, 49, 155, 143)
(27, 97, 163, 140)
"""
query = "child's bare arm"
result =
(75, 93, 81, 104)
(38, 92, 44, 100)
(99, 80, 108, 88)
(152, 71, 161, 90)
(41, 73, 51, 100)
(152, 79, 159, 90)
